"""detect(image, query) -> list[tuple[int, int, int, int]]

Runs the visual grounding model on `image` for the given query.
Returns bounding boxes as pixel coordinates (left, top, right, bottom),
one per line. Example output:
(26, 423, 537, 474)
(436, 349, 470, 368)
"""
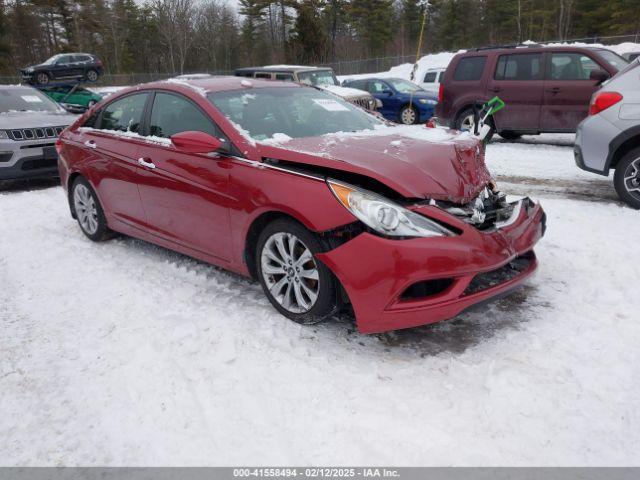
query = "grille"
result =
(8, 126, 66, 141)
(349, 97, 375, 111)
(463, 252, 534, 296)
(432, 187, 517, 231)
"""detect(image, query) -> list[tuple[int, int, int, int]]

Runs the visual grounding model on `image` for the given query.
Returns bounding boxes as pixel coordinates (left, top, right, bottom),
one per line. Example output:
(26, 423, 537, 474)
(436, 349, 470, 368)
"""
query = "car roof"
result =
(117, 76, 302, 96)
(461, 45, 608, 55)
(236, 65, 331, 73)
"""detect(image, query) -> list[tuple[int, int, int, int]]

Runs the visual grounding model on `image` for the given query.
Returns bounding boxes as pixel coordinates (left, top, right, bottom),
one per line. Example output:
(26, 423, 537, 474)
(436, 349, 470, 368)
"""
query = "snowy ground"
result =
(1, 135, 639, 466)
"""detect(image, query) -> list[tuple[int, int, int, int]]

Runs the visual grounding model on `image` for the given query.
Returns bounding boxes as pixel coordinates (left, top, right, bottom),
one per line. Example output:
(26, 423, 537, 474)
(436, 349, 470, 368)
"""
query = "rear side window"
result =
(255, 73, 272, 79)
(99, 93, 148, 133)
(347, 80, 367, 90)
(423, 72, 437, 83)
(495, 53, 542, 80)
(548, 53, 600, 80)
(453, 56, 487, 81)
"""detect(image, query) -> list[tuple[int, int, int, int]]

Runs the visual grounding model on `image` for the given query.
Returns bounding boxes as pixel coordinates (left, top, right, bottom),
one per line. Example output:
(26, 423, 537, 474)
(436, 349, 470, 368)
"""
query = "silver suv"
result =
(575, 59, 640, 208)
(0, 85, 76, 181)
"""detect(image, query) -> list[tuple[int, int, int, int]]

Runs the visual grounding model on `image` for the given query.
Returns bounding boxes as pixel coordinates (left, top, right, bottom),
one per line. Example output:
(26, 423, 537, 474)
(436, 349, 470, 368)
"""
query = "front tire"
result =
(71, 177, 112, 241)
(256, 218, 339, 325)
(399, 105, 418, 125)
(35, 72, 50, 85)
(614, 149, 640, 209)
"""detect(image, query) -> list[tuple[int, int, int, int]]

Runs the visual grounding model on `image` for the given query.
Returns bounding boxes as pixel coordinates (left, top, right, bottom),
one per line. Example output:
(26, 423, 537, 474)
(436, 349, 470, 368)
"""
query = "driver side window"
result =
(149, 92, 233, 151)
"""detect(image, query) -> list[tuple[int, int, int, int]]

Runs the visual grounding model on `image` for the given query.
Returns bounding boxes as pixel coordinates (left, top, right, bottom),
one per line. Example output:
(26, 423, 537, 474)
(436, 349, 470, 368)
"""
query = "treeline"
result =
(0, 0, 639, 76)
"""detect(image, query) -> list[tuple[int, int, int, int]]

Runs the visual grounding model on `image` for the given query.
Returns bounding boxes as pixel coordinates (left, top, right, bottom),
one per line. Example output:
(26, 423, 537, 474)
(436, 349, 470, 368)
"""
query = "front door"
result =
(367, 80, 397, 119)
(541, 52, 603, 131)
(486, 52, 544, 131)
(135, 91, 233, 262)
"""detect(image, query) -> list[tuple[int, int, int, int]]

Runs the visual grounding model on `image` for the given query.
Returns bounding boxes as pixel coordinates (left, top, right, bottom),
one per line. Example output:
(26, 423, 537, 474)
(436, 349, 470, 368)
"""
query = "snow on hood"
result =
(319, 84, 371, 98)
(257, 125, 491, 203)
(0, 111, 76, 130)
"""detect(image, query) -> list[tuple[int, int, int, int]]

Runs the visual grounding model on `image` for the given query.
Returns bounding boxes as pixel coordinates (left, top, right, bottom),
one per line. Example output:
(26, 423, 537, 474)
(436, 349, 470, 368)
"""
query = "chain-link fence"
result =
(1, 33, 638, 87)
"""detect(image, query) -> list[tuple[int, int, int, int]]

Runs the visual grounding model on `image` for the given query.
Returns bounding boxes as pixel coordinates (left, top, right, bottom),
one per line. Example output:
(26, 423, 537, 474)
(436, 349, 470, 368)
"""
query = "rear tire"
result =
(256, 218, 339, 325)
(455, 106, 495, 141)
(499, 130, 522, 140)
(613, 149, 640, 209)
(71, 176, 113, 241)
(86, 70, 99, 82)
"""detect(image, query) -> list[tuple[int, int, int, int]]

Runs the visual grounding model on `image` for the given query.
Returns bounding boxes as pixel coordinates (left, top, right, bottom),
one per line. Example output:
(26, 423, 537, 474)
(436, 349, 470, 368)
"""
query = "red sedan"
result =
(56, 77, 546, 334)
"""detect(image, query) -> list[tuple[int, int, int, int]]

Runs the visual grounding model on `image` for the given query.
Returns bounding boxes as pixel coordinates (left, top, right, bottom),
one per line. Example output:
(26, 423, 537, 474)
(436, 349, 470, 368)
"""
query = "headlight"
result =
(0, 130, 8, 139)
(418, 98, 438, 105)
(328, 180, 454, 238)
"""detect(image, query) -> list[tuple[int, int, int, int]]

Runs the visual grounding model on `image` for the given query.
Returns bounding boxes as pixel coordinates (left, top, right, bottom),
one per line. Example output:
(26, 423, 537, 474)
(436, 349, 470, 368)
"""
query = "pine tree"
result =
(349, 0, 395, 55)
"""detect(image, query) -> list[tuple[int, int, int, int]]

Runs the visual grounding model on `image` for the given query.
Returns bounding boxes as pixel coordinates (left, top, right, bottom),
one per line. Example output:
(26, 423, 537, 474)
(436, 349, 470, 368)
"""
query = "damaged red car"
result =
(56, 77, 546, 333)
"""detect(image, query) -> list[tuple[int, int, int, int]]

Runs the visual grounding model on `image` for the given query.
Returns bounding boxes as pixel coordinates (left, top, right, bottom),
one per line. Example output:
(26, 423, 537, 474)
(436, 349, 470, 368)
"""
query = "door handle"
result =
(546, 87, 561, 93)
(84, 140, 97, 149)
(490, 87, 501, 93)
(137, 157, 156, 169)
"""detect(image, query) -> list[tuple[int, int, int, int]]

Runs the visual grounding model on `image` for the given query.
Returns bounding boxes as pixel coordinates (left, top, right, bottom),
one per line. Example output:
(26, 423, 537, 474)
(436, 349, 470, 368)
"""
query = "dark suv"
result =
(436, 45, 628, 139)
(21, 53, 103, 86)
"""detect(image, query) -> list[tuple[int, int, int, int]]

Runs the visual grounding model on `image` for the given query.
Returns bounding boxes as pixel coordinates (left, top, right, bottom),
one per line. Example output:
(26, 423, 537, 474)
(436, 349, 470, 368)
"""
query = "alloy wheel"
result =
(624, 157, 640, 200)
(460, 113, 475, 133)
(401, 107, 416, 125)
(260, 232, 320, 314)
(73, 184, 99, 235)
(36, 73, 49, 85)
(86, 70, 98, 82)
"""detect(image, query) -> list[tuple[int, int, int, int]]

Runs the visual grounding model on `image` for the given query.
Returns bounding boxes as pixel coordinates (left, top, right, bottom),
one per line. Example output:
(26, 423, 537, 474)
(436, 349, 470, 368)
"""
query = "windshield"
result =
(0, 88, 65, 113)
(596, 50, 629, 71)
(387, 78, 423, 93)
(43, 54, 63, 65)
(296, 70, 338, 87)
(208, 87, 382, 141)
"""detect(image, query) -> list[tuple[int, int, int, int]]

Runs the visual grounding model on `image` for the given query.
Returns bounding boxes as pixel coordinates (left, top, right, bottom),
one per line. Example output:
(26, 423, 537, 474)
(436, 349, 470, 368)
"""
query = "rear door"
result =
(135, 91, 233, 262)
(486, 52, 544, 131)
(541, 51, 603, 131)
(75, 92, 150, 230)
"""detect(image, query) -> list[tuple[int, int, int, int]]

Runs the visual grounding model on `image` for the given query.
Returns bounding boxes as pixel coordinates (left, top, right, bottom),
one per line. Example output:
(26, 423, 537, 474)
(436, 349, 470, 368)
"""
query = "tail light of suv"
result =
(589, 91, 622, 116)
(438, 83, 444, 103)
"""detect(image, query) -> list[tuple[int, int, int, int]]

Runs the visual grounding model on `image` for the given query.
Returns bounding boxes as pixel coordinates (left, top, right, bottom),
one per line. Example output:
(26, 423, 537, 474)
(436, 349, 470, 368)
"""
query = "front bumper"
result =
(0, 140, 60, 180)
(317, 199, 546, 333)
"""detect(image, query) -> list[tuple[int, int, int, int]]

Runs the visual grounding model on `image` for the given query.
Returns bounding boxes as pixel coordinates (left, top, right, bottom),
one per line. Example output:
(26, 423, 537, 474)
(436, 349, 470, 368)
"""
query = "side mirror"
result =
(382, 89, 393, 96)
(590, 69, 610, 84)
(171, 131, 222, 154)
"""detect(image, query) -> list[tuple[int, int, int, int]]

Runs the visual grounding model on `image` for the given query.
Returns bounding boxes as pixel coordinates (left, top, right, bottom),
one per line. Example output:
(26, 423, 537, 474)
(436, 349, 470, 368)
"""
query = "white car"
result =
(419, 67, 446, 93)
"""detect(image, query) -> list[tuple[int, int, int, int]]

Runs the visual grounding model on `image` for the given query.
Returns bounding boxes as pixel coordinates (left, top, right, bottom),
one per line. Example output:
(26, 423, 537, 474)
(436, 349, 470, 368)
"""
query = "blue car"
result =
(342, 77, 438, 125)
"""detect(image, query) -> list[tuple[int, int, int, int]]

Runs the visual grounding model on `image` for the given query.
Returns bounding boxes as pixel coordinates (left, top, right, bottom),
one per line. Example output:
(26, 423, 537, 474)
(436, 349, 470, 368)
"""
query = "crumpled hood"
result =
(0, 111, 76, 130)
(256, 125, 492, 204)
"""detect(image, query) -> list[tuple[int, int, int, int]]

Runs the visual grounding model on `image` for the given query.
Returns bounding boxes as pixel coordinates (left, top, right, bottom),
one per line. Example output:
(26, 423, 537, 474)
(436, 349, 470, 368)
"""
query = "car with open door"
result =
(56, 77, 545, 333)
(436, 45, 627, 140)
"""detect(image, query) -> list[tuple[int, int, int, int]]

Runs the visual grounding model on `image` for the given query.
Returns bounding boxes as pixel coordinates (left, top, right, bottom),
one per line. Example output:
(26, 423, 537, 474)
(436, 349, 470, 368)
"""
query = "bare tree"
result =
(153, 0, 195, 73)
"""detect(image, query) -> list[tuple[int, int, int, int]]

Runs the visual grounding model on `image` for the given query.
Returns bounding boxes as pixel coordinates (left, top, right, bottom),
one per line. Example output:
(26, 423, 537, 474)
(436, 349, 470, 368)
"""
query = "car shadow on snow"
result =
(0, 177, 59, 194)
(314, 284, 551, 357)
(106, 235, 550, 358)
(491, 134, 575, 147)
